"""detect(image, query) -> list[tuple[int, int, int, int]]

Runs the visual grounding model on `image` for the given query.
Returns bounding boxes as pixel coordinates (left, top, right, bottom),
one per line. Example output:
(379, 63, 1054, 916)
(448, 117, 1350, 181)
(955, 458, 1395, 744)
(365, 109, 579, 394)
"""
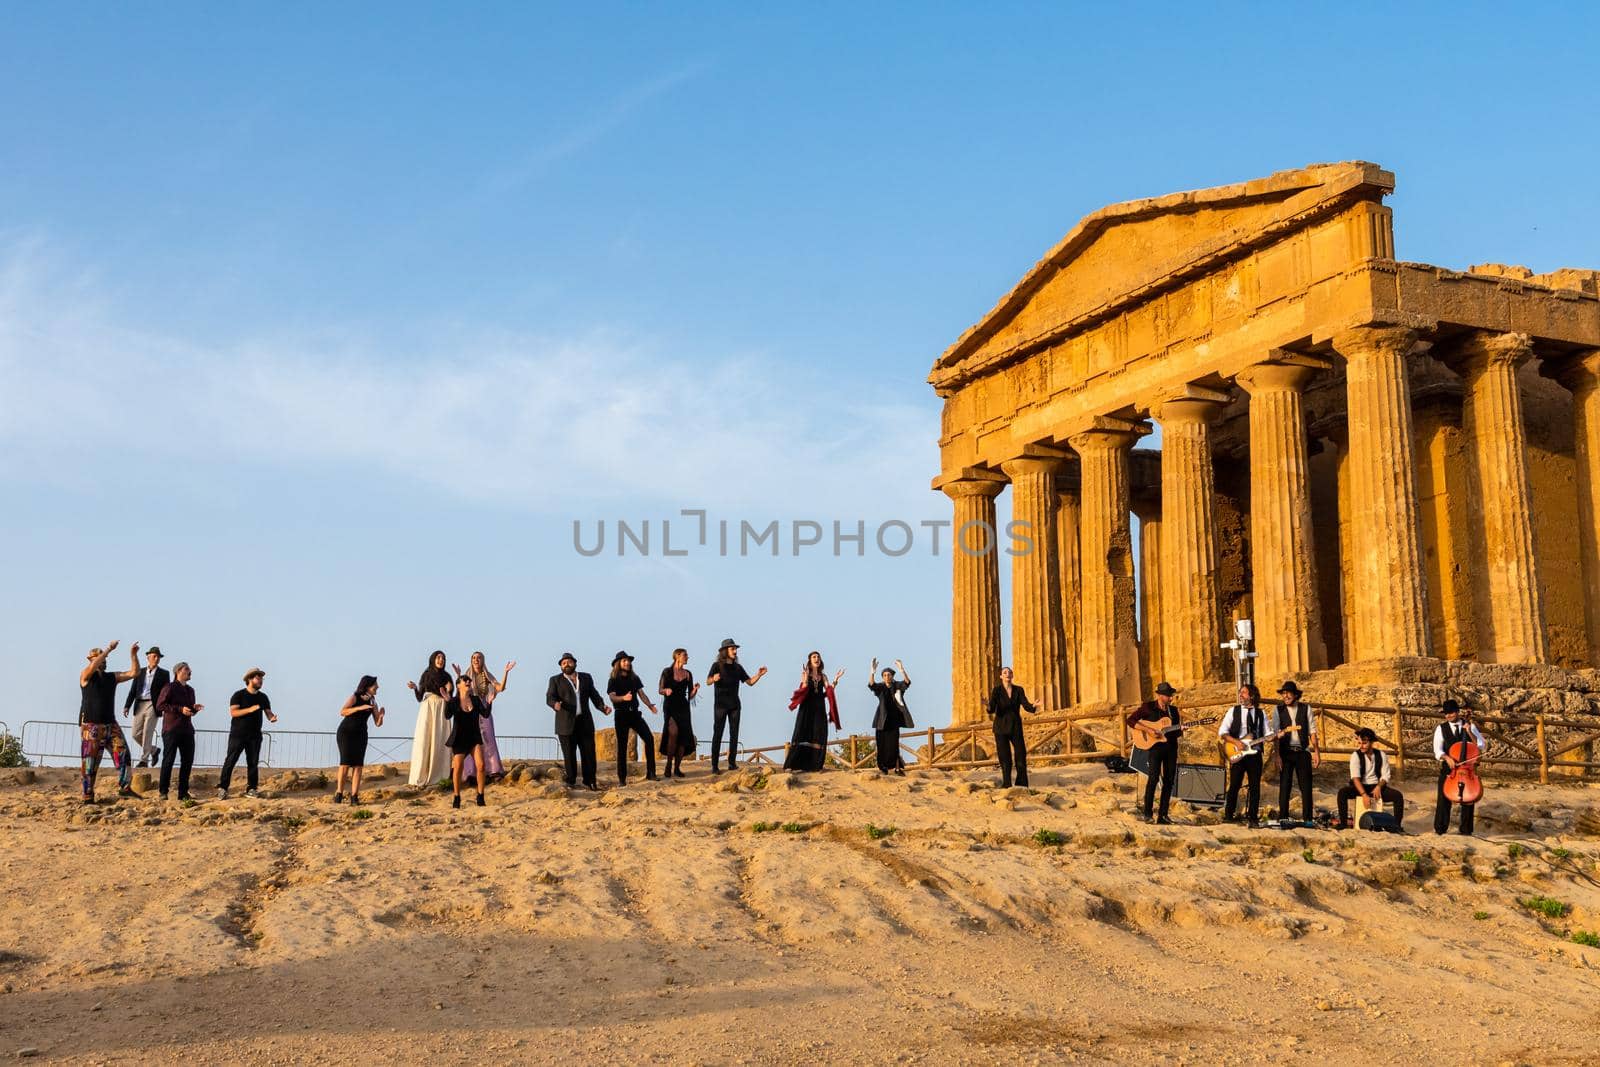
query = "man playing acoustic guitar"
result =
(1127, 682, 1183, 824)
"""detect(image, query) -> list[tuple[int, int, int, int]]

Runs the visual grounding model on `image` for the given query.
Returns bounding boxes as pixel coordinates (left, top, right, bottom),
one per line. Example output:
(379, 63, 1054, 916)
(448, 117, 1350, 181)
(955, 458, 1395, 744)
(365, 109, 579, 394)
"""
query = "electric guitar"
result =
(1222, 723, 1302, 763)
(1129, 715, 1220, 751)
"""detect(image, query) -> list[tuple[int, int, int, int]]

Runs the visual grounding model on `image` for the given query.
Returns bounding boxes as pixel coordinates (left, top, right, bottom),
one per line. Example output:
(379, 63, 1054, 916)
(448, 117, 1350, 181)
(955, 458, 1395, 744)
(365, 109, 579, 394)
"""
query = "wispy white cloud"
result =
(0, 239, 940, 518)
(470, 63, 706, 203)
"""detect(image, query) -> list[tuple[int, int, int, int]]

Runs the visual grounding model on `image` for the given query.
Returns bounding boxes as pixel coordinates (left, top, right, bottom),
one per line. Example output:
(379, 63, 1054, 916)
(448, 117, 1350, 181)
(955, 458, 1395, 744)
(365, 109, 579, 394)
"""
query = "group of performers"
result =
(1119, 679, 1484, 834)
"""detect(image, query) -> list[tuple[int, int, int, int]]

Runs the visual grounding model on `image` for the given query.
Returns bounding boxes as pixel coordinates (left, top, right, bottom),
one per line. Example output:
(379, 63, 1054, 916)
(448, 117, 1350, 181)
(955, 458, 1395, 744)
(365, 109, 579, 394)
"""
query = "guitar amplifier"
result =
(1127, 749, 1226, 808)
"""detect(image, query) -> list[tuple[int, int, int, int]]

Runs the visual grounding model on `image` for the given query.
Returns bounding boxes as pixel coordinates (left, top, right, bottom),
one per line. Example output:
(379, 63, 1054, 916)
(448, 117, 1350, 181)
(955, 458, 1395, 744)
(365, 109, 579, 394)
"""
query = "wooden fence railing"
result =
(738, 701, 1600, 784)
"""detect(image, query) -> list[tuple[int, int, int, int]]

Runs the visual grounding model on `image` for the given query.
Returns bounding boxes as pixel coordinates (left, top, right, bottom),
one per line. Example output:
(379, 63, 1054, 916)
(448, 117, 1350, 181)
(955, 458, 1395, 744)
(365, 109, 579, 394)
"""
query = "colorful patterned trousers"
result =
(81, 722, 132, 799)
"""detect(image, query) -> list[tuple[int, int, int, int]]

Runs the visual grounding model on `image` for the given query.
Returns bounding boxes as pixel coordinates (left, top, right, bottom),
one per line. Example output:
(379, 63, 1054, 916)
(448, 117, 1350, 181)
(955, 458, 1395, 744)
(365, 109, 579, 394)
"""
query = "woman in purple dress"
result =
(457, 651, 514, 786)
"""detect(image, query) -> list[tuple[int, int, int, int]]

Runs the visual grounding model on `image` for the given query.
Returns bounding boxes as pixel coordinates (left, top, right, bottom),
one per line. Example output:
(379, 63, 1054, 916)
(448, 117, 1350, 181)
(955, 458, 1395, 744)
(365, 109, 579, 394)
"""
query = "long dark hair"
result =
(1239, 683, 1261, 706)
(352, 675, 378, 702)
(802, 651, 825, 684)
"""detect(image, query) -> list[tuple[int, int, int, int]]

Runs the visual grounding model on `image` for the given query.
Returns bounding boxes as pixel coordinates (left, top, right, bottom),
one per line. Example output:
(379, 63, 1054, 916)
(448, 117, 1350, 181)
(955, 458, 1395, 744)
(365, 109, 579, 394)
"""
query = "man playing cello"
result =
(1433, 699, 1485, 836)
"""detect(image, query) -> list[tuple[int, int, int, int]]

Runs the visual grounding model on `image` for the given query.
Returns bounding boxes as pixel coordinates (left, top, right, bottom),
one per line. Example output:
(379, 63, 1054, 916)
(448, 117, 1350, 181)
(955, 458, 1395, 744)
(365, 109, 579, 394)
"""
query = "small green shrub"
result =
(0, 731, 30, 768)
(1472, 911, 1490, 921)
(281, 814, 303, 828)
(181, 798, 198, 809)
(1400, 850, 1421, 864)
(1521, 895, 1571, 919)
(781, 822, 807, 834)
(752, 821, 776, 833)
(1301, 848, 1316, 864)
(1507, 843, 1524, 859)
(351, 809, 374, 820)
(866, 824, 897, 840)
(1032, 829, 1067, 847)
(1572, 930, 1600, 948)
(1552, 846, 1572, 861)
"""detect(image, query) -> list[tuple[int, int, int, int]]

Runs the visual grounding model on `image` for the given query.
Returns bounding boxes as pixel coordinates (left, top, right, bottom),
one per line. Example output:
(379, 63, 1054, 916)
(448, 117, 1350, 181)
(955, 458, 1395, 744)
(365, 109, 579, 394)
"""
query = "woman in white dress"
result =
(406, 649, 452, 786)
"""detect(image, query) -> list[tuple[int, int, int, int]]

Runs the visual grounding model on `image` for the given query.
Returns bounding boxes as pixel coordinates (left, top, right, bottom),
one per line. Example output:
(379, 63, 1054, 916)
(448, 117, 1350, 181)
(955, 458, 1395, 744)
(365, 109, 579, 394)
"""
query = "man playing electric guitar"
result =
(1127, 681, 1183, 824)
(1217, 684, 1296, 828)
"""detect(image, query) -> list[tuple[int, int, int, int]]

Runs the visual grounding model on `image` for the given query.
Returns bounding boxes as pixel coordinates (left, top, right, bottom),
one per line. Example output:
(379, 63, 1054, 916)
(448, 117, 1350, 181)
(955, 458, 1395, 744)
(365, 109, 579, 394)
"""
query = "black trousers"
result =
(560, 714, 598, 787)
(711, 704, 740, 768)
(159, 729, 195, 797)
(1277, 746, 1314, 822)
(994, 721, 1027, 788)
(1434, 765, 1476, 835)
(875, 726, 903, 772)
(614, 707, 655, 783)
(1337, 784, 1405, 826)
(1224, 752, 1263, 822)
(219, 733, 262, 791)
(1143, 740, 1178, 819)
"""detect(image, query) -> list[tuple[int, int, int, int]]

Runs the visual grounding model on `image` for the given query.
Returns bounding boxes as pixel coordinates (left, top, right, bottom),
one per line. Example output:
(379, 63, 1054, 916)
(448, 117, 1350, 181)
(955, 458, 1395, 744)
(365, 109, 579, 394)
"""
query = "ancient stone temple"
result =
(931, 162, 1600, 724)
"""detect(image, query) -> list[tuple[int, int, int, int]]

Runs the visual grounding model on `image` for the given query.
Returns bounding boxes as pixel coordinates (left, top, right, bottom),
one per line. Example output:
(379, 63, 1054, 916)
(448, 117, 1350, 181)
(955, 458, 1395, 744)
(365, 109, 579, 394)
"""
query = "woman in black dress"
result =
(445, 674, 490, 808)
(988, 666, 1037, 788)
(657, 648, 698, 778)
(335, 675, 385, 804)
(783, 652, 842, 772)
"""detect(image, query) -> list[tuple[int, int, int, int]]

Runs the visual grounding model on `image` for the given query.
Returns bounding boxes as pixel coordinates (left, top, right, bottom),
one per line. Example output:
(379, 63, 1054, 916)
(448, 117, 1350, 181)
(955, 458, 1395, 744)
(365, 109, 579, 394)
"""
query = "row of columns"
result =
(944, 325, 1597, 724)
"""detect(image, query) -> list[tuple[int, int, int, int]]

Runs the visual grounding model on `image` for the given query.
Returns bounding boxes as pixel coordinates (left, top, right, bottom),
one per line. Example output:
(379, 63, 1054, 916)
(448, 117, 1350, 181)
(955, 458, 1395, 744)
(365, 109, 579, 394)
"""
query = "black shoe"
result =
(333, 793, 345, 804)
(118, 787, 142, 800)
(452, 795, 461, 809)
(586, 783, 600, 792)
(727, 760, 738, 770)
(1156, 817, 1173, 825)
(159, 792, 169, 801)
(476, 793, 486, 807)
(711, 765, 721, 775)
(350, 794, 362, 805)
(645, 774, 658, 781)
(618, 778, 627, 787)
(178, 793, 193, 802)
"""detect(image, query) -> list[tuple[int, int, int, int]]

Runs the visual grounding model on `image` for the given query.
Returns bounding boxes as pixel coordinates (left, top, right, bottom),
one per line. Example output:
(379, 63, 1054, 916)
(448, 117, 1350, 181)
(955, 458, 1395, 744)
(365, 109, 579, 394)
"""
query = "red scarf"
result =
(788, 680, 840, 729)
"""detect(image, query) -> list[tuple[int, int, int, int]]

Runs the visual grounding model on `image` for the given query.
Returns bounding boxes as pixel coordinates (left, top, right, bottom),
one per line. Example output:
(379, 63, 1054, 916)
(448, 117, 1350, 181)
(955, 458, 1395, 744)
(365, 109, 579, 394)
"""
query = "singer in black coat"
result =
(546, 666, 606, 788)
(987, 674, 1037, 788)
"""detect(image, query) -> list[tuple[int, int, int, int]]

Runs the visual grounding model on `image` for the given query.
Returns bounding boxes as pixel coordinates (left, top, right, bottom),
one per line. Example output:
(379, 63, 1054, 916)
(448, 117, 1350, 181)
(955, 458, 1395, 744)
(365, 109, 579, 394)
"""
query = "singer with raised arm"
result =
(987, 667, 1037, 789)
(783, 652, 841, 773)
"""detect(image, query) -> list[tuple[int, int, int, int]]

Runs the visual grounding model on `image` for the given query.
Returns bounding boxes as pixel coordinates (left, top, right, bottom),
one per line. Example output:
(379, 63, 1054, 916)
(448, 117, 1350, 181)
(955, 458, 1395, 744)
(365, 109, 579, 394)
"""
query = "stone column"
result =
(1548, 350, 1600, 666)
(1441, 332, 1548, 664)
(1055, 473, 1082, 705)
(1334, 325, 1431, 659)
(1155, 394, 1227, 686)
(1133, 494, 1164, 692)
(1068, 423, 1144, 705)
(1236, 362, 1326, 680)
(943, 473, 1006, 723)
(1000, 452, 1068, 712)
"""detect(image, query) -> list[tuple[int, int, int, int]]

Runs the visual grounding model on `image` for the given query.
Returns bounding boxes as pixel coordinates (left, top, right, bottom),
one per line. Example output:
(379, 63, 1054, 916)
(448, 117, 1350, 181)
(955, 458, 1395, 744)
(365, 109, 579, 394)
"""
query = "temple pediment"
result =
(930, 161, 1395, 390)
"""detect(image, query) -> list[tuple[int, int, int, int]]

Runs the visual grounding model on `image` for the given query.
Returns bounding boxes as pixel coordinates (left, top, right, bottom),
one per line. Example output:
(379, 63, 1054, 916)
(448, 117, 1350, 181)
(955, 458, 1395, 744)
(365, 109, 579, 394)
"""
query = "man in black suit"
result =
(123, 645, 170, 768)
(546, 652, 606, 790)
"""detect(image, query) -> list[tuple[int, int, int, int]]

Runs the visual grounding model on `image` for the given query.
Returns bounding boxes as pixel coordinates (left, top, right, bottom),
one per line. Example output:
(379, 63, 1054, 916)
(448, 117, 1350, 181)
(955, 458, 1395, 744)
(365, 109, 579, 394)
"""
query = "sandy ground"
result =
(4, 758, 1600, 1065)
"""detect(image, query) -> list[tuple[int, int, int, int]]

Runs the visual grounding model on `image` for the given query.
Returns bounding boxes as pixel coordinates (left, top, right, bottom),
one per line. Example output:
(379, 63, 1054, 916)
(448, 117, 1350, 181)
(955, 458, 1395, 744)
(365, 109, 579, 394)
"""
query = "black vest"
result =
(1275, 702, 1311, 749)
(1356, 749, 1384, 784)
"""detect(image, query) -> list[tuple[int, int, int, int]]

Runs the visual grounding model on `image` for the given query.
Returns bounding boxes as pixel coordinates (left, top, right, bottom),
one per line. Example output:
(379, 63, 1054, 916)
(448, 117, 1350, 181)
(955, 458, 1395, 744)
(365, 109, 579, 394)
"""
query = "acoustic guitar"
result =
(1221, 723, 1302, 763)
(1130, 715, 1220, 751)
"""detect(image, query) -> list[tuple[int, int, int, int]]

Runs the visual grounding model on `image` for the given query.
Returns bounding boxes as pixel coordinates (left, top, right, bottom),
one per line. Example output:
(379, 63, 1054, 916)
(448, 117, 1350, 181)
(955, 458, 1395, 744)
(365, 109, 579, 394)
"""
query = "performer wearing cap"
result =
(1127, 682, 1182, 823)
(607, 651, 659, 785)
(219, 667, 277, 800)
(705, 639, 768, 774)
(78, 641, 142, 803)
(123, 645, 169, 768)
(868, 658, 913, 775)
(987, 667, 1037, 788)
(546, 652, 606, 790)
(156, 662, 203, 801)
(1272, 680, 1320, 823)
(1433, 699, 1485, 836)
(1336, 727, 1404, 829)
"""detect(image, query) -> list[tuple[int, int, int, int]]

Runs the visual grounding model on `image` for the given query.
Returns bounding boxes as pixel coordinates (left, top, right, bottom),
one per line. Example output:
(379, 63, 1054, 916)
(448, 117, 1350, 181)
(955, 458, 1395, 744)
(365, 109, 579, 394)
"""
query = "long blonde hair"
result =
(468, 651, 497, 700)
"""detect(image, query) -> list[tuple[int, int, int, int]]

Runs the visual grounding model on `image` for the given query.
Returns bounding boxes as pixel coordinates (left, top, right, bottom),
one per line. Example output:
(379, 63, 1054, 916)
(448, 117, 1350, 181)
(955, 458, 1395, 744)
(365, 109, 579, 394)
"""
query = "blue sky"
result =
(3, 3, 1598, 750)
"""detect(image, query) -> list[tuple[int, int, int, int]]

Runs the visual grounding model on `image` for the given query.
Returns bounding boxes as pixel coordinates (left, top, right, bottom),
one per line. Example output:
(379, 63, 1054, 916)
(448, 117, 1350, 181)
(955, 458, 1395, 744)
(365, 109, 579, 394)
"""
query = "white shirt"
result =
(1349, 749, 1390, 786)
(138, 666, 159, 703)
(1433, 721, 1485, 761)
(1276, 702, 1317, 748)
(1218, 704, 1267, 739)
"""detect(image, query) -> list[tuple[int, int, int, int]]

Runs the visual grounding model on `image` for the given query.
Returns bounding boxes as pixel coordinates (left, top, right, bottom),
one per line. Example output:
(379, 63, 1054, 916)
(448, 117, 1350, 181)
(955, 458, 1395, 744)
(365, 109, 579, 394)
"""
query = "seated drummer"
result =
(1335, 728, 1404, 830)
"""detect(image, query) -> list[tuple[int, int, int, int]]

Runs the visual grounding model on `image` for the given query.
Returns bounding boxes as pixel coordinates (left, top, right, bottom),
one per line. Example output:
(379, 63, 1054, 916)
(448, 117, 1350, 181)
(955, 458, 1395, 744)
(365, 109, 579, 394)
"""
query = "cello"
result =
(1442, 715, 1484, 806)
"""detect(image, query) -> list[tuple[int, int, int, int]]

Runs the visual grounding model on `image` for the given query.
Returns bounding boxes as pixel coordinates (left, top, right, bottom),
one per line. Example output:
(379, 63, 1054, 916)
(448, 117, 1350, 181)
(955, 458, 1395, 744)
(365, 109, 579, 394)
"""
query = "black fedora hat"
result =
(1442, 698, 1462, 715)
(719, 637, 740, 651)
(612, 650, 633, 666)
(1154, 681, 1176, 697)
(1278, 680, 1301, 696)
(558, 651, 577, 665)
